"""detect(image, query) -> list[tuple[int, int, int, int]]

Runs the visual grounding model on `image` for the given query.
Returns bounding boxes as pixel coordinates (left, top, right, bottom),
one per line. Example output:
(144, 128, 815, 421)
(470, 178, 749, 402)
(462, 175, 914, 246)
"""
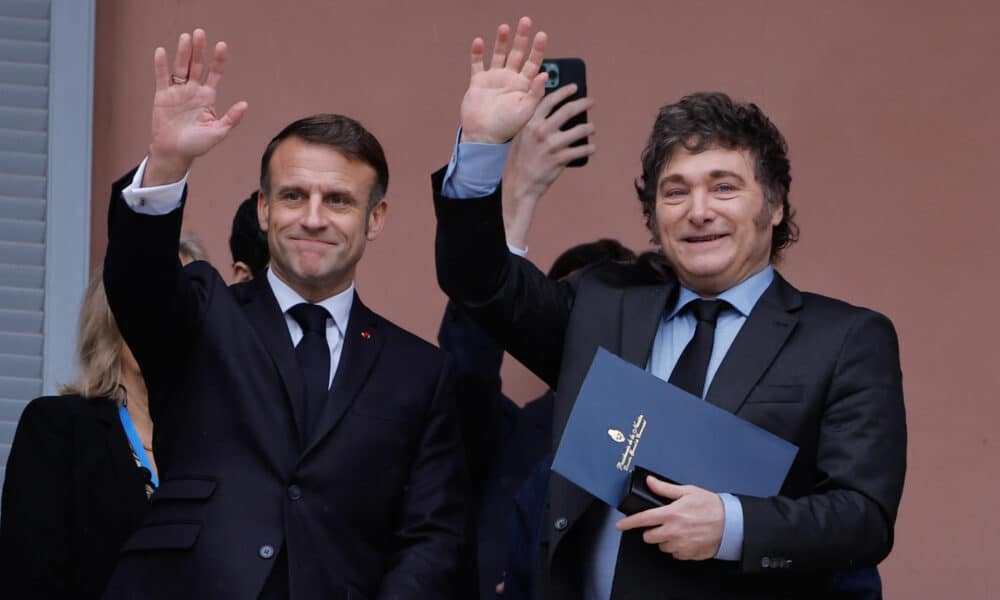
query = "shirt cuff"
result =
(507, 243, 528, 257)
(714, 493, 744, 561)
(121, 156, 188, 215)
(440, 127, 510, 199)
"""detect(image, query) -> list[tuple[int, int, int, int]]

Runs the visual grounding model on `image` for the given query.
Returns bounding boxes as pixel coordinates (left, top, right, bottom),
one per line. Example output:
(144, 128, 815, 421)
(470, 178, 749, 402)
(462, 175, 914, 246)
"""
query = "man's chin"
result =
(676, 267, 732, 294)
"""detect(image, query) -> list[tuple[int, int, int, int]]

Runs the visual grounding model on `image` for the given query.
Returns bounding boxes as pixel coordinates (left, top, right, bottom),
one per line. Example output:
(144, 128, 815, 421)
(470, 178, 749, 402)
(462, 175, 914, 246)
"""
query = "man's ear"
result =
(232, 261, 253, 283)
(770, 202, 784, 227)
(256, 190, 269, 232)
(366, 199, 388, 240)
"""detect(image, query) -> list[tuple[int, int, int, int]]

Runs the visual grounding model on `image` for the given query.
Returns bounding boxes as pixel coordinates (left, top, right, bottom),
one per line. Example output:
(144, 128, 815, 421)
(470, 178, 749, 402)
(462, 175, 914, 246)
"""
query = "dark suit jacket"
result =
(0, 395, 150, 599)
(433, 169, 906, 600)
(101, 169, 465, 599)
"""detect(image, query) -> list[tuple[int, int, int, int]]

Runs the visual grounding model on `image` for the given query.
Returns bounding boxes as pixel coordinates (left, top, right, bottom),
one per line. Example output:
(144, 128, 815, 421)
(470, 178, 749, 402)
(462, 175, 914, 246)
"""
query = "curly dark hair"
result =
(634, 92, 798, 261)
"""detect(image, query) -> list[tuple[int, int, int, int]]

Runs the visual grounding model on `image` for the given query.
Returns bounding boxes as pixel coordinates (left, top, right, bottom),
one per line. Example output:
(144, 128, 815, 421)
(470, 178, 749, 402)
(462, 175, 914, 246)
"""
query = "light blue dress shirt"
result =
(582, 266, 774, 600)
(441, 128, 510, 198)
(440, 134, 775, 599)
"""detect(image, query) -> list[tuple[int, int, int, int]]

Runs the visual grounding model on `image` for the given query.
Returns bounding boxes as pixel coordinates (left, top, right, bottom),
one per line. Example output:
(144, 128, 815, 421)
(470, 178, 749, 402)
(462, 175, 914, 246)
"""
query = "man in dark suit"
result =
(434, 18, 905, 599)
(102, 29, 464, 599)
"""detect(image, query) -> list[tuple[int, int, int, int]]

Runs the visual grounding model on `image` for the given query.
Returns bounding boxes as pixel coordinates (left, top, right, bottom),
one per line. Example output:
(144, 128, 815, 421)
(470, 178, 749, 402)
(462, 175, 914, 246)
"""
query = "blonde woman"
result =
(0, 268, 155, 598)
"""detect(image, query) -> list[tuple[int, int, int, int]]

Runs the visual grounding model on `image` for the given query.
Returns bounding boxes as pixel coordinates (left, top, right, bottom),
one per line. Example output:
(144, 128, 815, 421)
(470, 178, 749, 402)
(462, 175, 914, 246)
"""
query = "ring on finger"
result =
(170, 75, 189, 85)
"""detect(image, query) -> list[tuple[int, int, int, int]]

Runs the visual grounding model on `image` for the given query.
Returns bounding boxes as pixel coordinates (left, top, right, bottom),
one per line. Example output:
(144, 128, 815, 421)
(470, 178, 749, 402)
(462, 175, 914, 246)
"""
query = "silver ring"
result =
(170, 75, 189, 85)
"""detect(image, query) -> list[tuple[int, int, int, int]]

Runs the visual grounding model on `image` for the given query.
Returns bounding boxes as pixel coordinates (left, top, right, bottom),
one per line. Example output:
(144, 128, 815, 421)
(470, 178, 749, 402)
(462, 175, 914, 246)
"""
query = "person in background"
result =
(0, 268, 156, 599)
(178, 232, 209, 265)
(229, 190, 270, 282)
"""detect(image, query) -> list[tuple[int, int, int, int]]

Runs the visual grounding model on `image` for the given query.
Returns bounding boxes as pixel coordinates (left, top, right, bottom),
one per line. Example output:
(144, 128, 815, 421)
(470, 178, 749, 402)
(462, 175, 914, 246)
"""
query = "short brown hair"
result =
(259, 114, 389, 209)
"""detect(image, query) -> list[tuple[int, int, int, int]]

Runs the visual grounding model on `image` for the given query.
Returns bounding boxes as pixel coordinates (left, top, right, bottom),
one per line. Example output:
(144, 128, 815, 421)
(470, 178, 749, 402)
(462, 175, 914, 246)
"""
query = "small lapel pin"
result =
(360, 331, 372, 340)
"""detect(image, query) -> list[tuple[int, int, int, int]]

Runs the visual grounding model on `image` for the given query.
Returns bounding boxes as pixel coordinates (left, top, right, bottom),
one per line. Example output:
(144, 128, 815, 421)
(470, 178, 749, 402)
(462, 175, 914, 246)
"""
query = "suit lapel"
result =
(619, 283, 675, 369)
(240, 275, 307, 447)
(302, 293, 385, 458)
(704, 273, 801, 414)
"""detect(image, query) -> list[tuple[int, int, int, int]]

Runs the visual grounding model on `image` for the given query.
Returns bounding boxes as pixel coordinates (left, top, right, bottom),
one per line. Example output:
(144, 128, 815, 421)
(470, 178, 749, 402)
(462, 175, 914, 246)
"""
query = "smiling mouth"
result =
(685, 234, 727, 243)
(292, 238, 334, 246)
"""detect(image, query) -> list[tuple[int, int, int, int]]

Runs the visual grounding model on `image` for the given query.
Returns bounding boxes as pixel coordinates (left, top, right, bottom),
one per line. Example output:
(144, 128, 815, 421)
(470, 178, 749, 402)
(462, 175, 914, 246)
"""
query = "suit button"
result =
(554, 517, 569, 531)
(761, 557, 770, 568)
(258, 545, 275, 559)
(287, 484, 302, 500)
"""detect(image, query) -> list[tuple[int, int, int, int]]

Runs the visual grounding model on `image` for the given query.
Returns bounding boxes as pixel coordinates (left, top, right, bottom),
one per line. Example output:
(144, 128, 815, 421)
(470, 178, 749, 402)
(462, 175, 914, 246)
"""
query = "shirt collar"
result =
(668, 265, 774, 320)
(266, 267, 354, 332)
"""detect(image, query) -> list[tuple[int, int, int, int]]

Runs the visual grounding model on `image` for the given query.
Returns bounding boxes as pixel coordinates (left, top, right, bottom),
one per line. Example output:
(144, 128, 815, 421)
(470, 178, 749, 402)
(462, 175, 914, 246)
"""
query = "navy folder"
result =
(552, 348, 798, 507)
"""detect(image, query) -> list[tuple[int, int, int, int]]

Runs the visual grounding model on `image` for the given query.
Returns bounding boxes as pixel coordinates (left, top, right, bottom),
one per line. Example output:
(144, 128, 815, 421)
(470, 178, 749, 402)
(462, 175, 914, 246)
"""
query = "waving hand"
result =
(145, 29, 248, 186)
(460, 17, 548, 144)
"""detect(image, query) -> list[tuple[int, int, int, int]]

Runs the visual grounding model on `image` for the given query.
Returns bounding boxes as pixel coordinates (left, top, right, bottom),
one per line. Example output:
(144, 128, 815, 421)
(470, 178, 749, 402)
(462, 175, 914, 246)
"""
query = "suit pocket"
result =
(121, 522, 201, 552)
(152, 478, 216, 501)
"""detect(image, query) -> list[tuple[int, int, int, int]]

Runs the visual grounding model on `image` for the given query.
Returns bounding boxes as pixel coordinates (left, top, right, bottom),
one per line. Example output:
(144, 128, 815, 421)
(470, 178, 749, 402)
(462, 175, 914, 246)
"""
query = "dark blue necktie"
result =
(288, 303, 331, 441)
(668, 299, 729, 398)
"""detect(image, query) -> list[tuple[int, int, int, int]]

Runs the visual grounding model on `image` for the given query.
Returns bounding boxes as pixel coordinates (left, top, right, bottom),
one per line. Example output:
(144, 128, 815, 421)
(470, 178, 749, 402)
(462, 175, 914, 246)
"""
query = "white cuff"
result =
(121, 156, 188, 215)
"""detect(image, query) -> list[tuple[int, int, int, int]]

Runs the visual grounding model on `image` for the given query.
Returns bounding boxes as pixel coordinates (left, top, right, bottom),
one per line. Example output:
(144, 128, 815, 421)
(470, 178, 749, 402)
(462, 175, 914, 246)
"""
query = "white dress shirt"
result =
(121, 156, 352, 386)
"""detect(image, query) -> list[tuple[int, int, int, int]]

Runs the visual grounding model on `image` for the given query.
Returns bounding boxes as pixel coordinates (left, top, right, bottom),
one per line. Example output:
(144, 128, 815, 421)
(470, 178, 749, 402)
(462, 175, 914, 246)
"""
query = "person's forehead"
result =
(269, 138, 375, 189)
(659, 145, 755, 179)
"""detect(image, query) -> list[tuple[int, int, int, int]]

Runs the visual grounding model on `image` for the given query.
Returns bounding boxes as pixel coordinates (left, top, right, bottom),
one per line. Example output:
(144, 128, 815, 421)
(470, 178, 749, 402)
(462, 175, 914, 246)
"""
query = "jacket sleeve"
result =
(102, 167, 210, 419)
(433, 167, 575, 389)
(739, 310, 906, 573)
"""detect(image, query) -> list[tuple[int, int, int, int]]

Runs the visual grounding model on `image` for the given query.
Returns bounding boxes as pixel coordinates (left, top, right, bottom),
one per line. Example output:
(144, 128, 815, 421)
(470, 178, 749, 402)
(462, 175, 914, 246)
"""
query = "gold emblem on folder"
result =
(615, 415, 647, 472)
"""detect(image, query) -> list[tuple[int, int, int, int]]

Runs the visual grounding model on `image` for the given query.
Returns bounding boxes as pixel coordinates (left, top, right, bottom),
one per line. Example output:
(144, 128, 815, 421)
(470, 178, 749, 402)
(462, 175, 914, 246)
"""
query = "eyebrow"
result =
(658, 170, 747, 187)
(273, 184, 306, 196)
(274, 184, 361, 204)
(708, 170, 747, 184)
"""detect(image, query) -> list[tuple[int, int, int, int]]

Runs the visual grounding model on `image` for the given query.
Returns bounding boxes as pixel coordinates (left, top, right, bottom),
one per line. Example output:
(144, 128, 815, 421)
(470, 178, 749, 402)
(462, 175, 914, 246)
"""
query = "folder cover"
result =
(551, 348, 798, 508)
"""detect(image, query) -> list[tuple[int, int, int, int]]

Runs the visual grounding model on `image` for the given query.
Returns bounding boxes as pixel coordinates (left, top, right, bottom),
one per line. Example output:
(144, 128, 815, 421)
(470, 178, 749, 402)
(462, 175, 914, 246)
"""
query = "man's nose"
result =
(302, 196, 325, 228)
(687, 189, 714, 223)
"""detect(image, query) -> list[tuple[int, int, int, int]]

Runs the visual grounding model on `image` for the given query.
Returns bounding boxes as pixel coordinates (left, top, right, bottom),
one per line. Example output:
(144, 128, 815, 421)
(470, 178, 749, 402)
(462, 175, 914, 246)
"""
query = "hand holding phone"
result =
(540, 58, 590, 167)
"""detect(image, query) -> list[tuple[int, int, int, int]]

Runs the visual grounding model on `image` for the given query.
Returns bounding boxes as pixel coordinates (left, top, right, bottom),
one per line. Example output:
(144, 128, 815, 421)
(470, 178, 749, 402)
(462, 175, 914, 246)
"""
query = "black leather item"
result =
(288, 303, 331, 442)
(668, 299, 729, 398)
(617, 465, 677, 516)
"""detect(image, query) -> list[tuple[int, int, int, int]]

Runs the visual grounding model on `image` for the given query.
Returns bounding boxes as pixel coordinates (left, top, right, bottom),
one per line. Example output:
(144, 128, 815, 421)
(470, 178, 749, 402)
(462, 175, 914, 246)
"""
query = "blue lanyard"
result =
(118, 404, 159, 488)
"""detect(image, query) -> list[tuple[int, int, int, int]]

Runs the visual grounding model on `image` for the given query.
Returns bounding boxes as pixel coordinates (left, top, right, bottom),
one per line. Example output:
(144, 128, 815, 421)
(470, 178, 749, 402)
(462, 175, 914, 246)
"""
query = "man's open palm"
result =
(460, 17, 548, 145)
(146, 29, 247, 184)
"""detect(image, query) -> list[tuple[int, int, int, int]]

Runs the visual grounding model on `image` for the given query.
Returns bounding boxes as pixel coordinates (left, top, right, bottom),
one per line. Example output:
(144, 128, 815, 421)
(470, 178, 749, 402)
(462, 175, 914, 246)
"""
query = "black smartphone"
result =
(540, 58, 588, 167)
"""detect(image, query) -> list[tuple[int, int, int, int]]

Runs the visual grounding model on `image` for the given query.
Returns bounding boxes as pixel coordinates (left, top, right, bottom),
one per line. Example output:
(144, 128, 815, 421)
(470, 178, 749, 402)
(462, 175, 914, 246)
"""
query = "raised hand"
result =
(144, 29, 248, 186)
(460, 17, 548, 145)
(502, 84, 596, 249)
